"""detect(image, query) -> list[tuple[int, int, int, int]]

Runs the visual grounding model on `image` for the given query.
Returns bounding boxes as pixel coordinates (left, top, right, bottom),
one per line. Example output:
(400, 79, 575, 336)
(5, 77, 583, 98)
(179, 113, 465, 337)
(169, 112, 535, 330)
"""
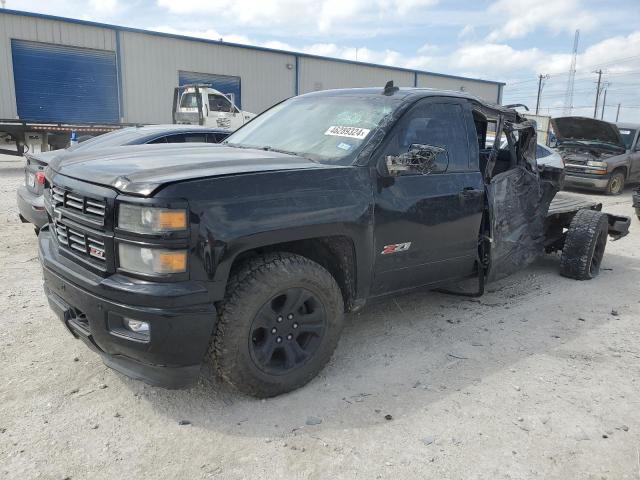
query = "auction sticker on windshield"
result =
(325, 126, 370, 140)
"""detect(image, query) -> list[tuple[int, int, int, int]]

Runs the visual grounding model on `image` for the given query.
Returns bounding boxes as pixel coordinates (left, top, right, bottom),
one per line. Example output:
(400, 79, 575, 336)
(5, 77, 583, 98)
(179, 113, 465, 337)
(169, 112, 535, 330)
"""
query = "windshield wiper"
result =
(224, 142, 254, 149)
(261, 146, 300, 156)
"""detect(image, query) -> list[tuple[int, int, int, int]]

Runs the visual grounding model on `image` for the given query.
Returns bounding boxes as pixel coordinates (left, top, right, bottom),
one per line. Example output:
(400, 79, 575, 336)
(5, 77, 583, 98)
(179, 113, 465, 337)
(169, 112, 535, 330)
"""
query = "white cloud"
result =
(12, 0, 129, 21)
(486, 0, 597, 41)
(155, 0, 438, 35)
(449, 43, 544, 75)
(88, 0, 119, 14)
(457, 24, 475, 39)
(151, 25, 252, 45)
(417, 43, 439, 54)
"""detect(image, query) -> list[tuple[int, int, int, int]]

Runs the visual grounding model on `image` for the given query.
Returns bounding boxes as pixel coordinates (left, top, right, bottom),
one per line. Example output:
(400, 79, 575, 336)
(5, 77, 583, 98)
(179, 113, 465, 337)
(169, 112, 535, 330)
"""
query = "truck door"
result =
(371, 98, 485, 295)
(207, 93, 242, 130)
(628, 130, 640, 182)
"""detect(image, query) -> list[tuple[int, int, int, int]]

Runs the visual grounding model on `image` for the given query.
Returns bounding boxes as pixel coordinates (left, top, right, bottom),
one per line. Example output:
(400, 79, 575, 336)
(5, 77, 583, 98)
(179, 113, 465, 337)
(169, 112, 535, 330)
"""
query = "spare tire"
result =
(560, 209, 609, 280)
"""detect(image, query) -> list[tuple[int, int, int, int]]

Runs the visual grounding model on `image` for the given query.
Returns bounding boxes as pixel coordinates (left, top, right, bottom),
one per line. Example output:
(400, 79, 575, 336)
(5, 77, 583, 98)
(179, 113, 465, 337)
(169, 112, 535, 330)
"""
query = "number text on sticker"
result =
(325, 126, 371, 140)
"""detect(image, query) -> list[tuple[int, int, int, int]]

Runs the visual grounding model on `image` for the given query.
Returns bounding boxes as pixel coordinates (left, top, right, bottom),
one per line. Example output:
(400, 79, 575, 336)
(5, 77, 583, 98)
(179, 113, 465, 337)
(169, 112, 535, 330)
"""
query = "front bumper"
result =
(17, 185, 48, 228)
(39, 228, 216, 389)
(563, 172, 610, 190)
(633, 189, 640, 219)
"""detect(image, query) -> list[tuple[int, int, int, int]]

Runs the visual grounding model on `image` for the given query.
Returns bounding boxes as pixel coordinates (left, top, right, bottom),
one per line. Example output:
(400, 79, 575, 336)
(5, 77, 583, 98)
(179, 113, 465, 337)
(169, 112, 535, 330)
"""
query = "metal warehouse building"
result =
(0, 9, 504, 127)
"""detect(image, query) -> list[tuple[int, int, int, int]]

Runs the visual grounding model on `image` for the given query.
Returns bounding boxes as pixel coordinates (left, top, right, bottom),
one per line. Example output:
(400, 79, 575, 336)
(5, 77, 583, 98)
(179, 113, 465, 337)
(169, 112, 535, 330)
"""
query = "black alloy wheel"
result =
(249, 288, 327, 375)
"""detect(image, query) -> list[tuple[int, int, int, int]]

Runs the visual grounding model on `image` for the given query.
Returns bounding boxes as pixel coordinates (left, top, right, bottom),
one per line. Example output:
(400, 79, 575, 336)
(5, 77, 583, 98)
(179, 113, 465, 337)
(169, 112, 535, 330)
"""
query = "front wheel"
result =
(605, 171, 625, 195)
(211, 253, 344, 397)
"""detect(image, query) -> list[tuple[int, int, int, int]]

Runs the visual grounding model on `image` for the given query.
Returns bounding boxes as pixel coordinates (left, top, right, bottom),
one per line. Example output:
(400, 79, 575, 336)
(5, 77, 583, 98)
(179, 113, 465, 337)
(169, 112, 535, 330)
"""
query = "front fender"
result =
(156, 166, 374, 302)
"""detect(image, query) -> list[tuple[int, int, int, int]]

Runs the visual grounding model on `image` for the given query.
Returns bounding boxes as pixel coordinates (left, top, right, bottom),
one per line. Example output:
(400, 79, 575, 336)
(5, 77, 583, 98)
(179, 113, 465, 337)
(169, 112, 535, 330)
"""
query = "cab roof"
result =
(300, 86, 515, 118)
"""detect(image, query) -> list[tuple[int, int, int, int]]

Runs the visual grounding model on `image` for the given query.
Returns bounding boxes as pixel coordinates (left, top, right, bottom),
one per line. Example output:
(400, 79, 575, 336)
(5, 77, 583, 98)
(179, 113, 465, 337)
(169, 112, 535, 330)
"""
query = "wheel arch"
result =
(212, 234, 361, 312)
(611, 165, 628, 178)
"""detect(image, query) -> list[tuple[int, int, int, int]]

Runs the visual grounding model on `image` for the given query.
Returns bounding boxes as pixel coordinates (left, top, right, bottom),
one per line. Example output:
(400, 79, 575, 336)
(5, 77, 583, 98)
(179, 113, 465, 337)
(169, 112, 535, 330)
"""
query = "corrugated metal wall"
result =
(0, 10, 503, 126)
(119, 31, 295, 124)
(298, 57, 415, 93)
(0, 13, 116, 120)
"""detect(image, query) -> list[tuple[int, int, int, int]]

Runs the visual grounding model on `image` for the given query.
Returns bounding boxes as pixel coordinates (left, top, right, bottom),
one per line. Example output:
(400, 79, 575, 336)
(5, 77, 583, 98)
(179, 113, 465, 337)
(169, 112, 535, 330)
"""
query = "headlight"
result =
(587, 161, 607, 168)
(118, 243, 187, 275)
(118, 204, 187, 234)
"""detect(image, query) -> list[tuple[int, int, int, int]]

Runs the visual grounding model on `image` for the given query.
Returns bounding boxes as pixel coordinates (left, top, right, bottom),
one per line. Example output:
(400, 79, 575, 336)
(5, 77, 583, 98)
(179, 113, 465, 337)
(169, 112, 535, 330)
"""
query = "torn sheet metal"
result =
(486, 165, 558, 281)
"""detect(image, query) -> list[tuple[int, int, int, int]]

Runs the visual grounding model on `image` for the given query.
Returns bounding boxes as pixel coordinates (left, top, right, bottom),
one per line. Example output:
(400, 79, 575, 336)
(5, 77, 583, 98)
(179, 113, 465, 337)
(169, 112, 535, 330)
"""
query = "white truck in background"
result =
(172, 84, 255, 131)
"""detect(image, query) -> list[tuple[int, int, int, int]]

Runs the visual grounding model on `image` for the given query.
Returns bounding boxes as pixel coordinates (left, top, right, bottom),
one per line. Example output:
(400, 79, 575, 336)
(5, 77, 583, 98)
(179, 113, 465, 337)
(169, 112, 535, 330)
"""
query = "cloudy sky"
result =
(7, 0, 640, 122)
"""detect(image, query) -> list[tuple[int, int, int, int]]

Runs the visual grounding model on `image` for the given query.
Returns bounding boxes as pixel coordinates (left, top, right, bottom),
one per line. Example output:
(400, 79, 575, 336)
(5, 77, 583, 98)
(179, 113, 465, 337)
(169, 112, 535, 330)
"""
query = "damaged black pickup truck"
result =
(39, 84, 630, 397)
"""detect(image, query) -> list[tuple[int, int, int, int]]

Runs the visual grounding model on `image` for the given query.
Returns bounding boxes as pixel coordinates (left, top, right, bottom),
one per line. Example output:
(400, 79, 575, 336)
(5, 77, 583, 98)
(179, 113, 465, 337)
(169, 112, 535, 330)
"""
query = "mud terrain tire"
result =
(560, 209, 609, 280)
(211, 252, 344, 397)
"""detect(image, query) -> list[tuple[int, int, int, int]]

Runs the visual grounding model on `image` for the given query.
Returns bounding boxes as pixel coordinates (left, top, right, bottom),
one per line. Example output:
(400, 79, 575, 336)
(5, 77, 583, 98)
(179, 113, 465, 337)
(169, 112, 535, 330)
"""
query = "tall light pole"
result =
(616, 104, 621, 122)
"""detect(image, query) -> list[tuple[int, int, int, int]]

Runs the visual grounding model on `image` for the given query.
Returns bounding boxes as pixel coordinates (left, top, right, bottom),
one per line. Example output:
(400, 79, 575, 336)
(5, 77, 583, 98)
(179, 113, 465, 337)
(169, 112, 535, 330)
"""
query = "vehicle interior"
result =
(474, 109, 526, 180)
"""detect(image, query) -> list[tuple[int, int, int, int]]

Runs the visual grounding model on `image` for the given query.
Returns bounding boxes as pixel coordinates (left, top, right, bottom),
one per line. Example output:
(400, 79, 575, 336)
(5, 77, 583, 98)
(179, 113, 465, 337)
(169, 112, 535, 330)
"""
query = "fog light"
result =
(123, 318, 149, 334)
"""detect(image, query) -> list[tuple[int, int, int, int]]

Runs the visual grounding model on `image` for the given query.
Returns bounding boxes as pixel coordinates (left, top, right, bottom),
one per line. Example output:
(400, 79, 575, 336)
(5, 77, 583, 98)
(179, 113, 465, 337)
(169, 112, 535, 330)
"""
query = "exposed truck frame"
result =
(0, 119, 138, 156)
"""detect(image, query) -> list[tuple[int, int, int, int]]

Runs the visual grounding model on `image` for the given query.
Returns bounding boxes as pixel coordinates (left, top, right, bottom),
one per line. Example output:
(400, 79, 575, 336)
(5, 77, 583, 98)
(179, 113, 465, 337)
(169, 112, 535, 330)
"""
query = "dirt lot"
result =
(1, 153, 639, 480)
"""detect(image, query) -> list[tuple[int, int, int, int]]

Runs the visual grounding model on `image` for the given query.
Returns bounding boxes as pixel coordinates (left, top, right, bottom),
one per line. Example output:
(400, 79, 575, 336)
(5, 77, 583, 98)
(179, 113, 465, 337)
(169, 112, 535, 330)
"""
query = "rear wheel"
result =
(211, 252, 344, 397)
(560, 209, 609, 280)
(605, 171, 625, 195)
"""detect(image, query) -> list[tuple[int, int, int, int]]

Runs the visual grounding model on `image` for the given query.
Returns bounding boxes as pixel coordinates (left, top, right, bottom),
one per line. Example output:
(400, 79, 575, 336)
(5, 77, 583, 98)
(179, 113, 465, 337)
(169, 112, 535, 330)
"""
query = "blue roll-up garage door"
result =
(11, 40, 119, 124)
(179, 71, 242, 108)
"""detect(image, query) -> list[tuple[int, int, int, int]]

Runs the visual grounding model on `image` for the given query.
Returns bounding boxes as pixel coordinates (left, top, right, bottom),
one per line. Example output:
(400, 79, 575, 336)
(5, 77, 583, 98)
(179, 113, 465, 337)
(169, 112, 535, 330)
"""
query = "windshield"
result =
(66, 128, 148, 152)
(180, 92, 199, 108)
(619, 128, 637, 150)
(209, 94, 234, 112)
(225, 94, 402, 165)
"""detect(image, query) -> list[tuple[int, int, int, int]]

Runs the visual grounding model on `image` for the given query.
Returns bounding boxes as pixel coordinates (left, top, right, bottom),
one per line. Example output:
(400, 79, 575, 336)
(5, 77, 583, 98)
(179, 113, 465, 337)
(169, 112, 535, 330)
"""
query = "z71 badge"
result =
(381, 242, 412, 255)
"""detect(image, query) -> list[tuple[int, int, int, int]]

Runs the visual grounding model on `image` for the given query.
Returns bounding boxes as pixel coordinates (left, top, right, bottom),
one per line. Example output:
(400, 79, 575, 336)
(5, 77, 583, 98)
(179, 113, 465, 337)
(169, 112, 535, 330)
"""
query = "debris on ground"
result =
(305, 416, 322, 426)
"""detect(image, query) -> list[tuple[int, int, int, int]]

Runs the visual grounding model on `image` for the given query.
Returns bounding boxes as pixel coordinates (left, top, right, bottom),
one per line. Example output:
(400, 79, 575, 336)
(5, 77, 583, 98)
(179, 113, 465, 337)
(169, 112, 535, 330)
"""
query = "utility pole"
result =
(616, 103, 621, 122)
(600, 88, 608, 120)
(593, 69, 603, 119)
(535, 74, 549, 115)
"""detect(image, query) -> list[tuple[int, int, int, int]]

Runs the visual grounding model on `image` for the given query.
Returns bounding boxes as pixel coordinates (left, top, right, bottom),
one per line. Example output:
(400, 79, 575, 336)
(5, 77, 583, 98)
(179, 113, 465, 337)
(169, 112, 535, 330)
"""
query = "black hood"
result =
(551, 117, 625, 149)
(49, 143, 337, 196)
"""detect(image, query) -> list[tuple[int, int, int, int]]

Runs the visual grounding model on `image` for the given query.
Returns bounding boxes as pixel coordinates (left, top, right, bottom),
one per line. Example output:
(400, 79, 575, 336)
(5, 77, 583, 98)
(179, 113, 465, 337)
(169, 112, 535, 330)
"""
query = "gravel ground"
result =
(1, 153, 639, 480)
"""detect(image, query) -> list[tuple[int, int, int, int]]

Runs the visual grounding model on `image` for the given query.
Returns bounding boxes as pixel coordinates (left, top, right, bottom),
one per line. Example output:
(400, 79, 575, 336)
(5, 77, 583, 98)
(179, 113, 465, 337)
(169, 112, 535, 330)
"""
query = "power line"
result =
(506, 70, 640, 92)
(504, 55, 640, 85)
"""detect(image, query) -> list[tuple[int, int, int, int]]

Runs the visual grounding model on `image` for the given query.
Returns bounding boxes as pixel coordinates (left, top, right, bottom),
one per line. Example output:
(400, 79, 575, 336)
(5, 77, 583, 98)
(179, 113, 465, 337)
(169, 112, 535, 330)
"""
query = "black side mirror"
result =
(383, 144, 449, 177)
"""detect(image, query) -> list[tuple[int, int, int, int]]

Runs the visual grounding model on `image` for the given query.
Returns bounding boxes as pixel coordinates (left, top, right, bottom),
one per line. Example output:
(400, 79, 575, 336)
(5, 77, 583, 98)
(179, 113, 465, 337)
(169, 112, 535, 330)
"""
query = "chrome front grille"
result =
(54, 220, 106, 262)
(50, 185, 106, 223)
